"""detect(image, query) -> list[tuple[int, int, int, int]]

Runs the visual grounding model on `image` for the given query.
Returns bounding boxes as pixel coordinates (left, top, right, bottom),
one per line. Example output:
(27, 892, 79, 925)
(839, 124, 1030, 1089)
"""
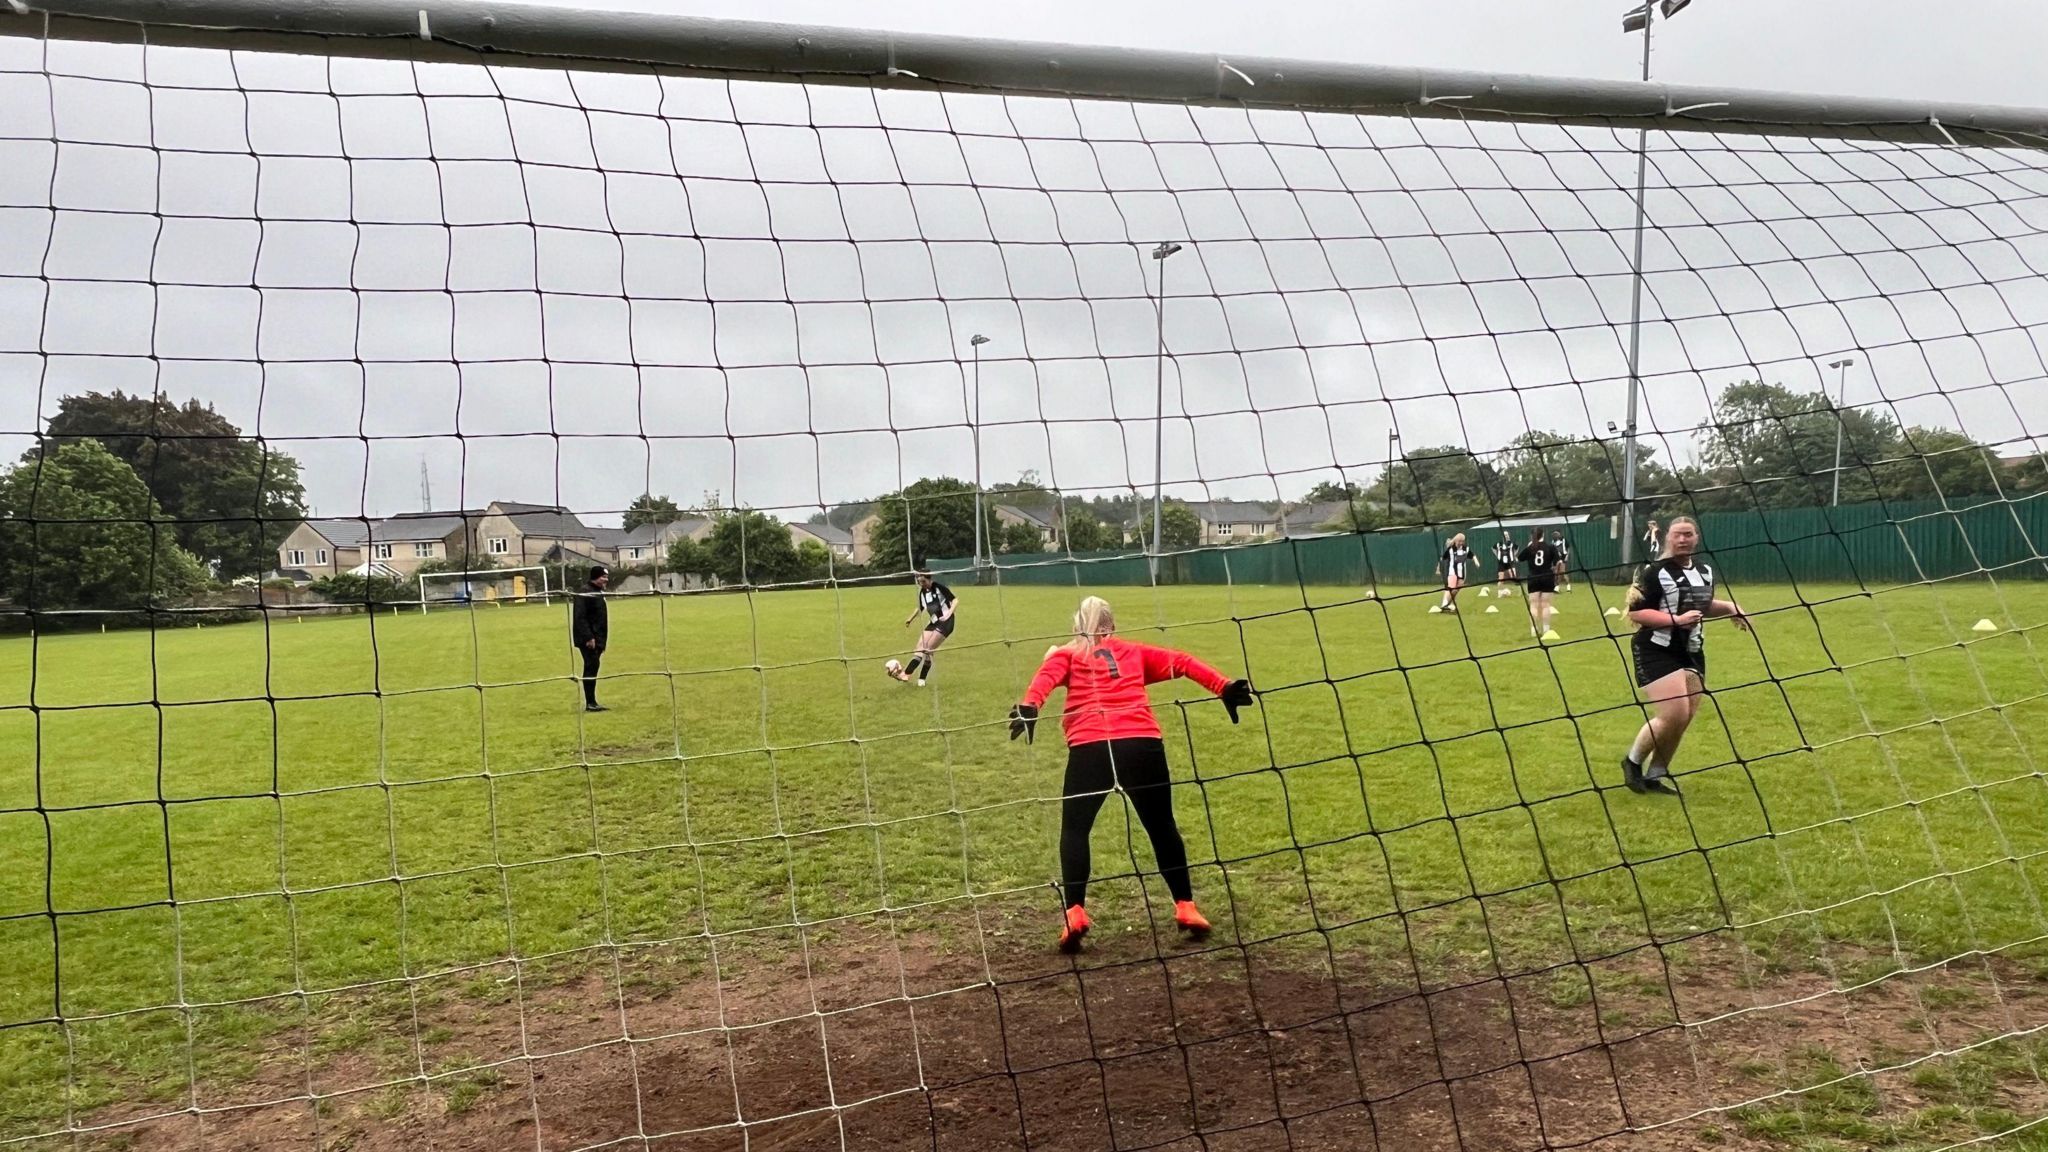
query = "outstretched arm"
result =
(1020, 648, 1072, 709)
(1707, 599, 1751, 631)
(1133, 643, 1232, 694)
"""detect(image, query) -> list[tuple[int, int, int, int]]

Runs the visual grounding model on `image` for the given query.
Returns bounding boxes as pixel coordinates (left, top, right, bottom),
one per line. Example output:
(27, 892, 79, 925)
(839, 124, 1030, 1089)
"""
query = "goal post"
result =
(8, 4, 2048, 1152)
(12, 0, 2048, 140)
(417, 565, 550, 611)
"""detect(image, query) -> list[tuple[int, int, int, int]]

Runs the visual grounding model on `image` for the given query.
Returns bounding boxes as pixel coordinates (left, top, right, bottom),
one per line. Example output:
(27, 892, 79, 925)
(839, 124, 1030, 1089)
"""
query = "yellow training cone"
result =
(1427, 605, 1442, 614)
(1540, 629, 1562, 642)
(1605, 606, 1621, 617)
(1478, 588, 1491, 598)
(1484, 605, 1499, 614)
(1972, 619, 1999, 633)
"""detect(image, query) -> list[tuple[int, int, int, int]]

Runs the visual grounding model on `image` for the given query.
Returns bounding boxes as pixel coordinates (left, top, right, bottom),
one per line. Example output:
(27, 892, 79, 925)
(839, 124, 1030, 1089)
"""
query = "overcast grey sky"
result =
(3, 1, 2047, 526)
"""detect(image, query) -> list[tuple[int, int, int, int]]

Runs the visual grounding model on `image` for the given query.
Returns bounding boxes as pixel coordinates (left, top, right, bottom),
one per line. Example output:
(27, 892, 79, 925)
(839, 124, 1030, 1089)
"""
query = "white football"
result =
(884, 659, 902, 676)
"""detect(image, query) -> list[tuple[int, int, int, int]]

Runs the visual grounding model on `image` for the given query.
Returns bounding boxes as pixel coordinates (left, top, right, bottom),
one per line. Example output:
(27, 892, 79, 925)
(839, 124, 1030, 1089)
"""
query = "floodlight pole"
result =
(1618, 0, 1657, 569)
(1830, 356, 1856, 506)
(1387, 429, 1401, 520)
(1149, 242, 1182, 583)
(968, 333, 990, 567)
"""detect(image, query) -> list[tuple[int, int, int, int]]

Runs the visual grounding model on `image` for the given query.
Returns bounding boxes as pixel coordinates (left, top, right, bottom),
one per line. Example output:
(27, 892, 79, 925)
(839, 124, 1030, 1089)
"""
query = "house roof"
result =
(366, 514, 470, 542)
(1183, 500, 1281, 526)
(589, 527, 628, 550)
(994, 504, 1058, 530)
(793, 522, 853, 545)
(621, 518, 711, 547)
(304, 518, 373, 549)
(1278, 502, 1358, 534)
(488, 501, 592, 539)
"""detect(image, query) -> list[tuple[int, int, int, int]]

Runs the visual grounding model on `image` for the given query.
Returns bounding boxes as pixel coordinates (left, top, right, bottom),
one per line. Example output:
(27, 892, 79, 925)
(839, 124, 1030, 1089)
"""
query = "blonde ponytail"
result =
(1065, 595, 1116, 652)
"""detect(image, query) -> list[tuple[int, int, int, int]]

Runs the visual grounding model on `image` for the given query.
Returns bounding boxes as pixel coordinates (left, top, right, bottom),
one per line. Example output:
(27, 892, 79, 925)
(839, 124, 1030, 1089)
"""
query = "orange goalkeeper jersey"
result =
(1021, 637, 1232, 746)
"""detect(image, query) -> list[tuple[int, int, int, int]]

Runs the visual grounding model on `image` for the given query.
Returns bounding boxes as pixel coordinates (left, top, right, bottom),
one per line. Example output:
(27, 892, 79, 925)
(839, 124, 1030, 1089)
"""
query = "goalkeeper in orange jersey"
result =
(1009, 595, 1255, 953)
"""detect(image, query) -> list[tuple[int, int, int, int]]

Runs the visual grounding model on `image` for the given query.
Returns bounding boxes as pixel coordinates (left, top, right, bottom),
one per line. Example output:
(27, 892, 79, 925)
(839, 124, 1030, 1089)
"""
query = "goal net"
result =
(4, 3, 2048, 1150)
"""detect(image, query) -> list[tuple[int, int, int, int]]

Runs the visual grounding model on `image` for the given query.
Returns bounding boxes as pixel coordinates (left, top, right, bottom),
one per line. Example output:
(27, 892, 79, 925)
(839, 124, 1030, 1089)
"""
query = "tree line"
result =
(1315, 379, 2036, 528)
(5, 379, 2034, 613)
(0, 391, 306, 621)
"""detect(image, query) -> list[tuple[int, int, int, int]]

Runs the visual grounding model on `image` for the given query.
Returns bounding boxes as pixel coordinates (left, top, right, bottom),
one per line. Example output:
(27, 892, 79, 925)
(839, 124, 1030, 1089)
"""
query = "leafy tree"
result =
(44, 390, 307, 579)
(866, 477, 977, 572)
(996, 520, 1046, 555)
(1696, 379, 1902, 508)
(414, 552, 500, 578)
(1873, 427, 2006, 502)
(1366, 446, 1502, 523)
(0, 440, 208, 616)
(624, 493, 682, 532)
(1061, 507, 1117, 552)
(1131, 500, 1203, 550)
(793, 538, 835, 580)
(703, 509, 801, 586)
(1497, 430, 1677, 516)
(1302, 481, 1365, 504)
(821, 501, 876, 531)
(1299, 481, 1382, 532)
(309, 570, 412, 605)
(665, 535, 712, 579)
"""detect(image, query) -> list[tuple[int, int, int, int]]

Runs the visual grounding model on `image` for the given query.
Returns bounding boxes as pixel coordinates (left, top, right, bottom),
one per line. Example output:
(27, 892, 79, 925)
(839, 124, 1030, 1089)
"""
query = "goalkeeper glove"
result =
(1221, 680, 1255, 724)
(1008, 703, 1039, 743)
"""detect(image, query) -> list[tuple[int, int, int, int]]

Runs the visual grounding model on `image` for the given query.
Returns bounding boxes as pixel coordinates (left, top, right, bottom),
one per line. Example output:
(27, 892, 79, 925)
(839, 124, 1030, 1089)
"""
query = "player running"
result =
(1435, 532, 1472, 613)
(1008, 596, 1256, 953)
(1550, 528, 1573, 593)
(892, 568, 956, 686)
(1492, 534, 1518, 598)
(1621, 516, 1748, 795)
(1518, 527, 1558, 638)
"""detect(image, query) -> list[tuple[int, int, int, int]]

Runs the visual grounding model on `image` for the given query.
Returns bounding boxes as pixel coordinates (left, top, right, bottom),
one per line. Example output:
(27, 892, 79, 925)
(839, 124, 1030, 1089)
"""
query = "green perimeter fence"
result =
(932, 495, 2048, 588)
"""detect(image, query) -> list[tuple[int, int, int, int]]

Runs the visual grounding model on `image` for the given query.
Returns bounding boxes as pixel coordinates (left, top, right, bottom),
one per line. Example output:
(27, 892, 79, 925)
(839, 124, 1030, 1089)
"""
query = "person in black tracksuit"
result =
(571, 565, 610, 712)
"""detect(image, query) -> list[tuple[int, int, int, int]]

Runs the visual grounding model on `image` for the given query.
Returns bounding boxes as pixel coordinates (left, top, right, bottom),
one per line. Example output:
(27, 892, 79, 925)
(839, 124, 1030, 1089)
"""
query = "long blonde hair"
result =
(1625, 515, 1698, 608)
(1065, 595, 1116, 652)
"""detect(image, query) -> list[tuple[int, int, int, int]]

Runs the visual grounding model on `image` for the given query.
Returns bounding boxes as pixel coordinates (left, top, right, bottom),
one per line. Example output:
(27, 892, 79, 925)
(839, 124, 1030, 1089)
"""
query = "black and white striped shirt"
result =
(1633, 561, 1715, 652)
(917, 581, 955, 624)
(1494, 540, 1517, 568)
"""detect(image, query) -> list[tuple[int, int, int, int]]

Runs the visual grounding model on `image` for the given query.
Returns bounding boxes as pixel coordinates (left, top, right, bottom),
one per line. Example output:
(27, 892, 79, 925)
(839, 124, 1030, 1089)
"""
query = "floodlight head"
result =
(970, 334, 990, 346)
(1621, 3, 1649, 32)
(1660, 0, 1692, 16)
(1829, 357, 1855, 368)
(1607, 421, 1620, 433)
(1152, 242, 1183, 260)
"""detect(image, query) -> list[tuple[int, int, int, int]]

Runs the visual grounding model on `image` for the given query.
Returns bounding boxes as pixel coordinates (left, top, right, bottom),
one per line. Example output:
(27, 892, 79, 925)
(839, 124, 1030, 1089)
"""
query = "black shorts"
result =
(1632, 635, 1705, 687)
(1496, 564, 1516, 579)
(1526, 575, 1557, 594)
(925, 617, 955, 638)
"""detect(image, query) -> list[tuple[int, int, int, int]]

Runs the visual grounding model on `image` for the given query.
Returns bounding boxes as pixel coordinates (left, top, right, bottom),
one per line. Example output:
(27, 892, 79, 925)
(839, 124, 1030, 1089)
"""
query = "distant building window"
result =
(315, 549, 327, 565)
(1250, 524, 1267, 535)
(287, 549, 305, 566)
(414, 542, 434, 558)
(488, 537, 509, 555)
(1217, 524, 1233, 536)
(628, 547, 644, 560)
(373, 543, 393, 560)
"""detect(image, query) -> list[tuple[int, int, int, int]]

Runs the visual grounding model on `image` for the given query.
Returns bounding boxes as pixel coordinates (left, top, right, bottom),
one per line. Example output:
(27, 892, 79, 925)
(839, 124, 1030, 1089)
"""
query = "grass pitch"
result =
(3, 576, 2048, 1135)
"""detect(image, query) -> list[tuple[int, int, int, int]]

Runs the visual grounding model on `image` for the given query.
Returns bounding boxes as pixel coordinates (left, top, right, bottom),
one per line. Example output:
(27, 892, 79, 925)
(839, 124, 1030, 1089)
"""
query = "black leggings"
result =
(1060, 737, 1192, 908)
(579, 646, 603, 706)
